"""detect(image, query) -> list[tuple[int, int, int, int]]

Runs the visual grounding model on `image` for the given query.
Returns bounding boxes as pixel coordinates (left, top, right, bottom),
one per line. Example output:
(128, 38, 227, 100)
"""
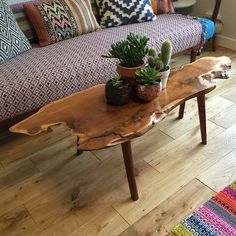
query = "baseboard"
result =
(216, 35, 236, 51)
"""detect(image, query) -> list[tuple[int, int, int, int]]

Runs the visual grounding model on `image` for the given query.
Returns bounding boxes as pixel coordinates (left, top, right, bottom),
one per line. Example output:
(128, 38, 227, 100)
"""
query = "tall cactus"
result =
(147, 40, 172, 71)
(160, 39, 173, 69)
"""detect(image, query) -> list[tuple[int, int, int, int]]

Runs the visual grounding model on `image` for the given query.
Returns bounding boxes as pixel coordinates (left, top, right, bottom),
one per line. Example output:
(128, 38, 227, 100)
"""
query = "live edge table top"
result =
(10, 56, 231, 151)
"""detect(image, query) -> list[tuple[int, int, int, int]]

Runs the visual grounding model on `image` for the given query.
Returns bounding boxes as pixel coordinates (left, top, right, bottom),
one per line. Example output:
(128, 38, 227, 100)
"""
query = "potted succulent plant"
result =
(148, 39, 173, 89)
(105, 75, 130, 106)
(135, 66, 161, 102)
(102, 33, 149, 79)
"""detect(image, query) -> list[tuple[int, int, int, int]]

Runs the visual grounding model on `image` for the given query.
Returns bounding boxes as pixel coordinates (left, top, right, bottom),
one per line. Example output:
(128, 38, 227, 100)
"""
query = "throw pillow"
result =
(10, 1, 46, 43)
(0, 0, 31, 64)
(150, 0, 175, 15)
(96, 0, 156, 28)
(23, 0, 100, 47)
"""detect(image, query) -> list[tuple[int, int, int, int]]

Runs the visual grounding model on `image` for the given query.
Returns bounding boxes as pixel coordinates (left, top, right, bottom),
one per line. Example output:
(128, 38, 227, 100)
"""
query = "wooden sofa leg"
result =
(191, 49, 198, 63)
(178, 102, 186, 119)
(212, 34, 217, 52)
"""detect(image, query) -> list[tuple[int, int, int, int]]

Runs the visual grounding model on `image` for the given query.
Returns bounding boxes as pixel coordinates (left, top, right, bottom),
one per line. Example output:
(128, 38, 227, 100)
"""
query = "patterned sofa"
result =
(0, 0, 220, 128)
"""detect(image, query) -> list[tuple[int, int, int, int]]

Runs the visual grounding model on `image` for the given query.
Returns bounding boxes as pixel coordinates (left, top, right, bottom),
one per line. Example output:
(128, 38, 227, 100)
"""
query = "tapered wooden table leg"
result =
(121, 141, 139, 201)
(197, 94, 207, 145)
(178, 102, 186, 119)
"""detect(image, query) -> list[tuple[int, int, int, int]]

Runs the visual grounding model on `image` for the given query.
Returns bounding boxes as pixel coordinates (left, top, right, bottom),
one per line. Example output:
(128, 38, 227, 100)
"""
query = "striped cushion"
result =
(23, 0, 100, 46)
(10, 0, 100, 43)
(150, 0, 175, 15)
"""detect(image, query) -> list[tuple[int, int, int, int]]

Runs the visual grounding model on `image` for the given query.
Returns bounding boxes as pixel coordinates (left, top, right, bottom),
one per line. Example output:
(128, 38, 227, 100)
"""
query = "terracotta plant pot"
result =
(135, 83, 161, 102)
(160, 66, 171, 90)
(105, 80, 130, 106)
(116, 62, 144, 79)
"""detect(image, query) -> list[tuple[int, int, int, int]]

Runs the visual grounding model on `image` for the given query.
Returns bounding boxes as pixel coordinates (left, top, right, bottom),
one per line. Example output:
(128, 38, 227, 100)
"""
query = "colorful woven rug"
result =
(168, 181, 236, 236)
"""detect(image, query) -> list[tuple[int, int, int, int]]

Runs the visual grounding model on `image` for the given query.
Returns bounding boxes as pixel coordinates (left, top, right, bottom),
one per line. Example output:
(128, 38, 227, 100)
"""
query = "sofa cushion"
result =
(0, 14, 203, 122)
(10, 0, 45, 43)
(0, 0, 31, 64)
(24, 0, 100, 46)
(150, 0, 175, 15)
(96, 0, 156, 28)
(10, 0, 100, 42)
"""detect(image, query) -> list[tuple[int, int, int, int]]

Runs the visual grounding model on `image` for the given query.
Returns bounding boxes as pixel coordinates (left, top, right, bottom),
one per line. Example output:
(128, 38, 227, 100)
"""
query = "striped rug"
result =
(168, 181, 236, 236)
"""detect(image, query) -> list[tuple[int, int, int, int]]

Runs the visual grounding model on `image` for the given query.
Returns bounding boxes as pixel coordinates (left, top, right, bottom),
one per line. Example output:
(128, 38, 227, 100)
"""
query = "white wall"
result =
(7, 0, 32, 4)
(192, 0, 236, 50)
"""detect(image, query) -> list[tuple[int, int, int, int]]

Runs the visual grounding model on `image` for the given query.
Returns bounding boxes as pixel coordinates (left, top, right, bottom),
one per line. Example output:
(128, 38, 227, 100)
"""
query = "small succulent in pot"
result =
(135, 66, 161, 102)
(102, 33, 149, 78)
(105, 75, 130, 106)
(148, 39, 173, 89)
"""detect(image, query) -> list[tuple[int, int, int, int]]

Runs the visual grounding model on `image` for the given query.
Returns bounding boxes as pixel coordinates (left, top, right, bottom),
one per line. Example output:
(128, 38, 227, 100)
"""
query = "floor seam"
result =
(23, 203, 37, 224)
(111, 205, 131, 227)
(195, 178, 217, 194)
(90, 151, 102, 162)
(0, 162, 4, 170)
(219, 94, 236, 104)
(159, 129, 175, 141)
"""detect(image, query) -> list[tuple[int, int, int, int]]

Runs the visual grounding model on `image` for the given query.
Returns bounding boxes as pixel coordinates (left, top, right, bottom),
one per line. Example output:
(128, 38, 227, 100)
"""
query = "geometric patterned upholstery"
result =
(0, 14, 203, 122)
(96, 0, 156, 28)
(0, 0, 31, 64)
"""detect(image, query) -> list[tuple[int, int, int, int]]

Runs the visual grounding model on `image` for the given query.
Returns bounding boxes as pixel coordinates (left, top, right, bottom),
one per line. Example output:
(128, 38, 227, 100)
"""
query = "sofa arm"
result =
(211, 0, 221, 23)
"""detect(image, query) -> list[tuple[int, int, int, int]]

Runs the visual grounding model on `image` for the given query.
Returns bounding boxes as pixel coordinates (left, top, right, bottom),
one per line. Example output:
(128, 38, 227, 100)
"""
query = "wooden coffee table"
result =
(10, 56, 231, 201)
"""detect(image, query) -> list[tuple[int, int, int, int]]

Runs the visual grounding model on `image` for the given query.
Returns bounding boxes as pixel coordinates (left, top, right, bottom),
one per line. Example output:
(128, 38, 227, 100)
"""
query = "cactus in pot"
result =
(148, 39, 173, 89)
(160, 39, 172, 71)
(102, 33, 149, 79)
(135, 66, 161, 102)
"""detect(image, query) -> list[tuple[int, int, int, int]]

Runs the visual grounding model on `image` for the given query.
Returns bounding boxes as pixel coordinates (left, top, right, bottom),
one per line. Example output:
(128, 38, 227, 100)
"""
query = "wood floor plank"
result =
(30, 135, 76, 172)
(145, 121, 226, 172)
(67, 207, 129, 236)
(24, 159, 160, 226)
(159, 96, 233, 139)
(146, 123, 236, 189)
(0, 205, 35, 236)
(210, 104, 236, 129)
(145, 120, 224, 169)
(0, 159, 39, 191)
(197, 149, 236, 192)
(0, 125, 70, 168)
(221, 85, 236, 103)
(119, 179, 214, 236)
(0, 151, 98, 217)
(0, 162, 4, 172)
(37, 213, 83, 236)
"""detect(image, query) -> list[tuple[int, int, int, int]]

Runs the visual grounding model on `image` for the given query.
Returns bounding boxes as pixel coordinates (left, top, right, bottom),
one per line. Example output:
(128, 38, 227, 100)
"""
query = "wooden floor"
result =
(0, 47, 236, 236)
